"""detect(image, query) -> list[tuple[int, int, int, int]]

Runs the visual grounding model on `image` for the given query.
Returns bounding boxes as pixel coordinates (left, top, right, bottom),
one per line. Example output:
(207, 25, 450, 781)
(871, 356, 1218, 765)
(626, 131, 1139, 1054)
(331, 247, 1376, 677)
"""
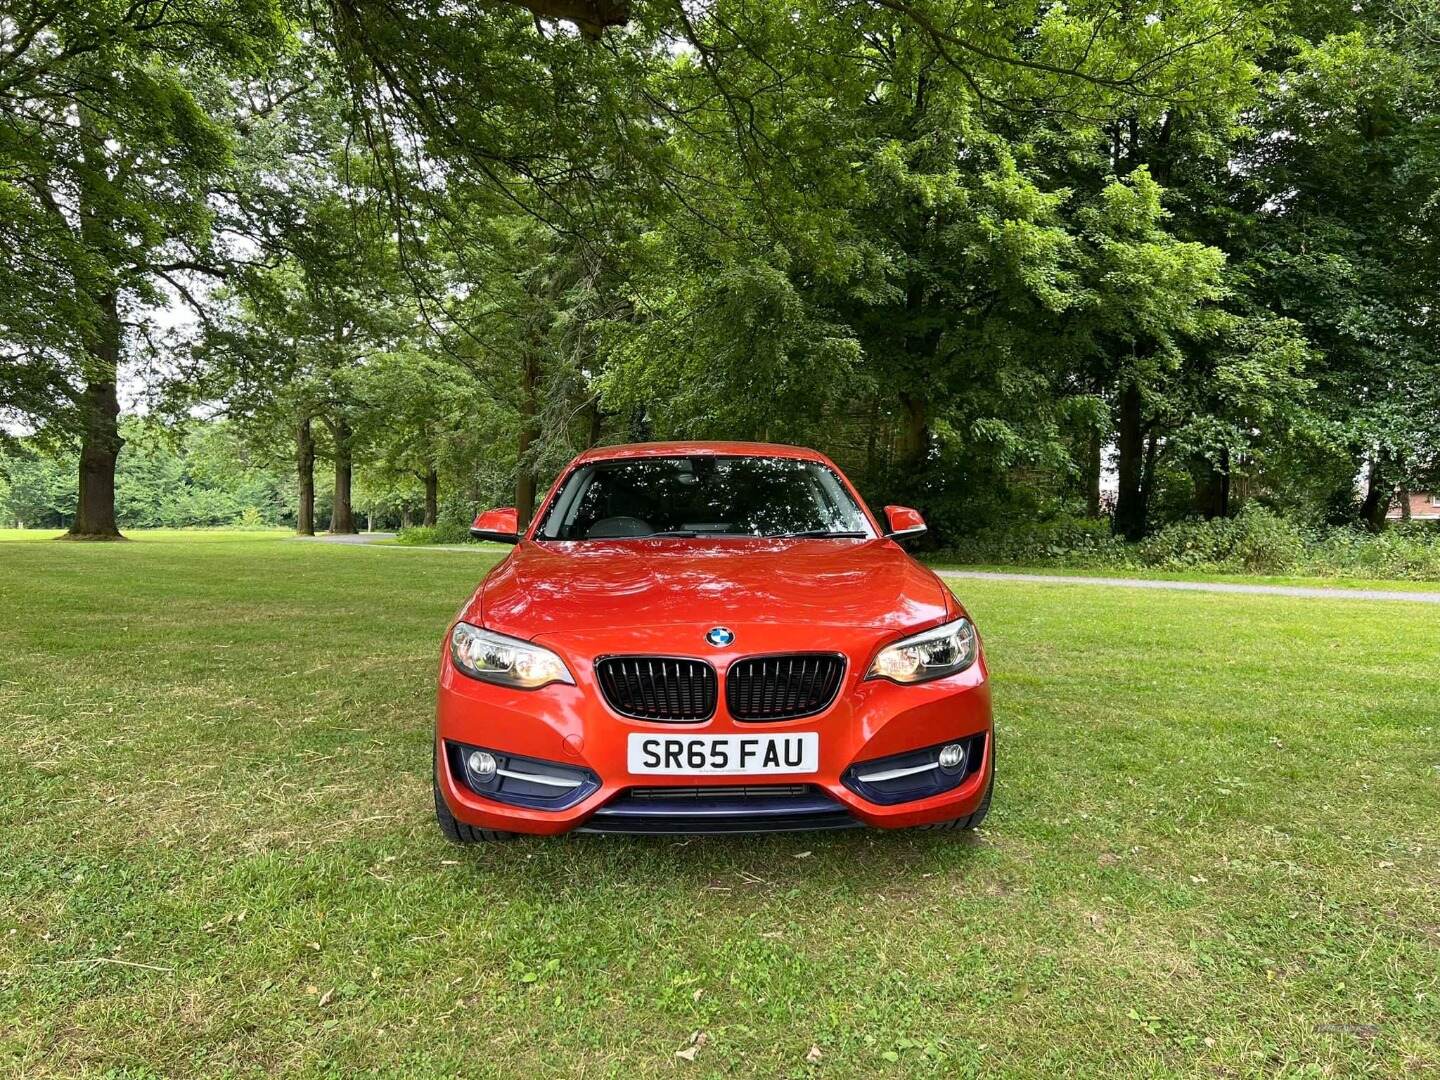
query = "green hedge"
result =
(394, 522, 476, 546)
(940, 507, 1440, 580)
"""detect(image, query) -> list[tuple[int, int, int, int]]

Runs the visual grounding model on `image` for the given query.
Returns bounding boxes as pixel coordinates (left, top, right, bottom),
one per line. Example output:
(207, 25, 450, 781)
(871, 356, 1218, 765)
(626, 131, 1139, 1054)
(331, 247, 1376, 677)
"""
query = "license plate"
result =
(627, 732, 819, 775)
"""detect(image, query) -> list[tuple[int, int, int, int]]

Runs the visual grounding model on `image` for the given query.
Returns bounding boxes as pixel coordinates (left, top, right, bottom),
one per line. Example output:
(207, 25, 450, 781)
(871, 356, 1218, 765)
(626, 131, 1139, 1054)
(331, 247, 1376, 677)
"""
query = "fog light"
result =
(467, 750, 498, 780)
(938, 742, 966, 772)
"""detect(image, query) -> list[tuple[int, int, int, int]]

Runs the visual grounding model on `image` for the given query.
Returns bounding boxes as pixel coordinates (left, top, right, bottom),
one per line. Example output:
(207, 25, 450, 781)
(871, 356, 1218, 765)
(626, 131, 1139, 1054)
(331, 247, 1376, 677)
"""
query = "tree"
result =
(1237, 8, 1440, 529)
(6, 0, 1437, 553)
(195, 112, 419, 535)
(0, 444, 78, 529)
(352, 345, 479, 526)
(590, 0, 1262, 540)
(0, 1, 290, 537)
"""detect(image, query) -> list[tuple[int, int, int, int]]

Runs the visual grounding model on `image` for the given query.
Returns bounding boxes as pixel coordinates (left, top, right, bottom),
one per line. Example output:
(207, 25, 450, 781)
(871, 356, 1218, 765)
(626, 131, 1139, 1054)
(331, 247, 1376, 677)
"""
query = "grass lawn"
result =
(2, 531, 1437, 1078)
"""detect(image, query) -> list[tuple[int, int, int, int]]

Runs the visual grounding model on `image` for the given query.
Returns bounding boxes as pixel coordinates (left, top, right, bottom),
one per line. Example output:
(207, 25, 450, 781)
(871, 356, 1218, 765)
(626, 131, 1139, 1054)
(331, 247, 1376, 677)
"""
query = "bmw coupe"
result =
(434, 441, 993, 839)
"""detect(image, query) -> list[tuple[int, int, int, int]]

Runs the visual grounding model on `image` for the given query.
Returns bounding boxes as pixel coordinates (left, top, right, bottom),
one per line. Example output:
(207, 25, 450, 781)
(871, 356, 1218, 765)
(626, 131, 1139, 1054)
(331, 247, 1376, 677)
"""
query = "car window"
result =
(536, 456, 871, 540)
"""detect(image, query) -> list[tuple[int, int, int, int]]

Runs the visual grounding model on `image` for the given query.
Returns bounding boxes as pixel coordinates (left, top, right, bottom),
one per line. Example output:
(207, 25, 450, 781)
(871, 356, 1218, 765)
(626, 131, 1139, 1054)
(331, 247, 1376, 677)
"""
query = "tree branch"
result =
(504, 0, 630, 38)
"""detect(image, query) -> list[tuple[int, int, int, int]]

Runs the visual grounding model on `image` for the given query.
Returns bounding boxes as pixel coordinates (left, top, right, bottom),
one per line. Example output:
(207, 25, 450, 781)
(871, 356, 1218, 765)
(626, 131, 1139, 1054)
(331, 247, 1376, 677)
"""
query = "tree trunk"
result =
(67, 103, 125, 541)
(516, 438, 537, 530)
(516, 348, 540, 531)
(897, 392, 928, 468)
(1112, 381, 1147, 541)
(1397, 451, 1411, 523)
(586, 397, 604, 448)
(1189, 447, 1231, 520)
(67, 289, 124, 540)
(1358, 455, 1391, 533)
(1218, 446, 1231, 518)
(331, 417, 356, 534)
(864, 397, 882, 482)
(70, 377, 123, 537)
(423, 468, 438, 526)
(296, 416, 315, 536)
(1139, 429, 1159, 523)
(1080, 425, 1102, 519)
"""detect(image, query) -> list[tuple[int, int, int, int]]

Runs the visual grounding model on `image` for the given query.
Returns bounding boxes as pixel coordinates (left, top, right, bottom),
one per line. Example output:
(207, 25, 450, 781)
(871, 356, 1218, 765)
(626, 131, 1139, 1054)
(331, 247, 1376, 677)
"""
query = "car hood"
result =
(468, 538, 954, 638)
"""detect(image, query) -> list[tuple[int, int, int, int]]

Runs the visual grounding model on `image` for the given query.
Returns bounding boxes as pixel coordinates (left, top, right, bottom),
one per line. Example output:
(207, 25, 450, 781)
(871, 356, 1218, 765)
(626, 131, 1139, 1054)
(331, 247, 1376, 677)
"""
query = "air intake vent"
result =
(726, 654, 845, 721)
(595, 656, 717, 721)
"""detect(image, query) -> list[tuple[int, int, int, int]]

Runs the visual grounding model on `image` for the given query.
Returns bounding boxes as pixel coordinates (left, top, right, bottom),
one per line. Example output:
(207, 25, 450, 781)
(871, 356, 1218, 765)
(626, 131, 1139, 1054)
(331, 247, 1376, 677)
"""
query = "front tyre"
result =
(433, 743, 515, 843)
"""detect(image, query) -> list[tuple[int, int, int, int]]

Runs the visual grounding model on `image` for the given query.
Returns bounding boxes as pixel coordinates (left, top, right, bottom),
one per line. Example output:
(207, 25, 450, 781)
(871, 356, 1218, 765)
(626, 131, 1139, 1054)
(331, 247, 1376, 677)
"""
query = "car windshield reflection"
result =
(534, 456, 872, 541)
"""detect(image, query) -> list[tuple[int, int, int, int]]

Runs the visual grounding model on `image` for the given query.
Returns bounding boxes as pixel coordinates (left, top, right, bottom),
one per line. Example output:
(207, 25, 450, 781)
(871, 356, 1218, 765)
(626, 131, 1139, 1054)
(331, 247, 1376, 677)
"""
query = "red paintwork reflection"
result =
(467, 537, 955, 637)
(472, 506, 518, 536)
(883, 504, 926, 535)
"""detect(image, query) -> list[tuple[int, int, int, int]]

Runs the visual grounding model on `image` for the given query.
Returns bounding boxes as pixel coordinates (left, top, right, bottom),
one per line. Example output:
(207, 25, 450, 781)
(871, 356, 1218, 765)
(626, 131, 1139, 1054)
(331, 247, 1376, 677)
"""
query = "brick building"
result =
(1386, 492, 1440, 521)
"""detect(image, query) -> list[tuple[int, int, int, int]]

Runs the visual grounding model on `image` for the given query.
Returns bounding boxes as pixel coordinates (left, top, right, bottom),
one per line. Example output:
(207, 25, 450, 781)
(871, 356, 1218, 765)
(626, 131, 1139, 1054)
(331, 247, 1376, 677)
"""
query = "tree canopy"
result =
(1, 0, 1436, 541)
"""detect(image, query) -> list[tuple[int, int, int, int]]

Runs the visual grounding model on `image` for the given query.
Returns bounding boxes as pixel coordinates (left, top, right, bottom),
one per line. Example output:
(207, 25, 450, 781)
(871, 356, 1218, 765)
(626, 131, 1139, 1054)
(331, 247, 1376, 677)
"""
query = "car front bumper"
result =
(434, 627, 994, 836)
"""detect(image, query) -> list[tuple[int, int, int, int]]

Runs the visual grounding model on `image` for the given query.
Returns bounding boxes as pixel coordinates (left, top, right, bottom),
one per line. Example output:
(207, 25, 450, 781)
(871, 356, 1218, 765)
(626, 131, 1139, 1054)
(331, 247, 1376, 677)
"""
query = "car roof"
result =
(572, 441, 833, 465)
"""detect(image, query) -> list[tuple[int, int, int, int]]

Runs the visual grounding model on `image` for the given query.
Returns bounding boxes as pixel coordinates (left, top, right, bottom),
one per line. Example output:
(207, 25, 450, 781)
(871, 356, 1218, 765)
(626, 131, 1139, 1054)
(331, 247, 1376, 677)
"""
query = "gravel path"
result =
(295, 532, 397, 544)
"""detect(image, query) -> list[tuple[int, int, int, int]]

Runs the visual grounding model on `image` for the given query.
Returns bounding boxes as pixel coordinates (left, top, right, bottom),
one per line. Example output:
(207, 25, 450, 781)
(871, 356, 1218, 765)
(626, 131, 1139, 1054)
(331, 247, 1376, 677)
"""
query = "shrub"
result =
(1134, 507, 1309, 574)
(1310, 524, 1440, 580)
(935, 508, 1440, 581)
(395, 521, 475, 546)
(231, 506, 266, 530)
(942, 515, 1131, 568)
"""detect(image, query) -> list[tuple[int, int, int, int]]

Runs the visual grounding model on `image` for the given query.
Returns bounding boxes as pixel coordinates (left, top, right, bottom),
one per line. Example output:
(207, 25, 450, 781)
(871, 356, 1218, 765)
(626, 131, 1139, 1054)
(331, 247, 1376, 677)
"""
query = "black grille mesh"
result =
(726, 654, 845, 721)
(628, 785, 811, 799)
(596, 656, 717, 721)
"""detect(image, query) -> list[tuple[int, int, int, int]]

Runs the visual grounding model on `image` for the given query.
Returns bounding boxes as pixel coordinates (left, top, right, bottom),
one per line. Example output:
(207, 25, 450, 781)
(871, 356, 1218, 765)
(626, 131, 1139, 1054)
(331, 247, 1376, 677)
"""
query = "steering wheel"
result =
(586, 515, 653, 538)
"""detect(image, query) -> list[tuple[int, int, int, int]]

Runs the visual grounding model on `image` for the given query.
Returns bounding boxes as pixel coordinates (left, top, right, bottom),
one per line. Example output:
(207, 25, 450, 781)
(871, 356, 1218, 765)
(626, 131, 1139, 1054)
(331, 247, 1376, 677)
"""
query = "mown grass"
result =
(1, 531, 1436, 1078)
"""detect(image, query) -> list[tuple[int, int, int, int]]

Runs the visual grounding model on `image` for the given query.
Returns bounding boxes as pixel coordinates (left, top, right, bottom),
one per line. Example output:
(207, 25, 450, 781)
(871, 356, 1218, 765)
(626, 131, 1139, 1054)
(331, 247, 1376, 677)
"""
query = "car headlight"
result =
(866, 617, 978, 684)
(449, 622, 574, 689)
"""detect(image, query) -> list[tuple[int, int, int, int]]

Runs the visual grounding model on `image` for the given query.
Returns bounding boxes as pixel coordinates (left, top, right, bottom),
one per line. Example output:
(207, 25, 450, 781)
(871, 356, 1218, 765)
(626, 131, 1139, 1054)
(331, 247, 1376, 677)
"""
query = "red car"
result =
(434, 441, 994, 839)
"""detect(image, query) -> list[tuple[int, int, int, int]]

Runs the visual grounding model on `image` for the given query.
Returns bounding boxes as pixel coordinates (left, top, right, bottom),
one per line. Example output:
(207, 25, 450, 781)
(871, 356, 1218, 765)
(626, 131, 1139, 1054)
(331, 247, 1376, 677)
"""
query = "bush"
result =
(1134, 507, 1309, 574)
(231, 506, 266, 530)
(1309, 524, 1440, 580)
(935, 508, 1440, 581)
(395, 521, 476, 546)
(941, 515, 1132, 568)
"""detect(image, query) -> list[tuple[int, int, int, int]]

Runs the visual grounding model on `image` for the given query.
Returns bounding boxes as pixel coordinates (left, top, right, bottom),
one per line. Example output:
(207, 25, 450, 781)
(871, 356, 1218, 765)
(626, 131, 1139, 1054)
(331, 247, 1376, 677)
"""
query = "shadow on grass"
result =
(445, 823, 990, 900)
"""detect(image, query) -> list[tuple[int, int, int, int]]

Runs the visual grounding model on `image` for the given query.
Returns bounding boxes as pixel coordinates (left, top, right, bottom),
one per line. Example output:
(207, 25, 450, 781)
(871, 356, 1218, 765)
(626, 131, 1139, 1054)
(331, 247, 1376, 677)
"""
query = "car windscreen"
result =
(535, 456, 872, 540)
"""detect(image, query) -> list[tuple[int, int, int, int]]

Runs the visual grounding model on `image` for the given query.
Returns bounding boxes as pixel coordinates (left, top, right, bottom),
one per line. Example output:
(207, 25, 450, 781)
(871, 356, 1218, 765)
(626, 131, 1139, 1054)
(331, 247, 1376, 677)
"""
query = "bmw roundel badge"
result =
(705, 626, 735, 648)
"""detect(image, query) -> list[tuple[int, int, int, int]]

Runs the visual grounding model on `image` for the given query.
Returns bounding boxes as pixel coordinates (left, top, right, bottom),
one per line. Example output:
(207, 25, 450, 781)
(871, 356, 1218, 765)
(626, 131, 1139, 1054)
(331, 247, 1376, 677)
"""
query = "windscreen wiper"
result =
(778, 529, 868, 539)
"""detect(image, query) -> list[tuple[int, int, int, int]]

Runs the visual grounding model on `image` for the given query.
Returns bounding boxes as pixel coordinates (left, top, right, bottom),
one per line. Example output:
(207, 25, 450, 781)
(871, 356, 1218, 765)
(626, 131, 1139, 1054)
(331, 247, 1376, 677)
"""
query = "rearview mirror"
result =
(883, 505, 926, 540)
(471, 507, 519, 544)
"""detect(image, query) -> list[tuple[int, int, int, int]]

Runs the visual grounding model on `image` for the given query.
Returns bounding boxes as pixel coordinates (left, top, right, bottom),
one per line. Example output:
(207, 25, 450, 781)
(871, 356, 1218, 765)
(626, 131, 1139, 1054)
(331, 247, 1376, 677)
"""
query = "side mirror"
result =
(471, 507, 519, 544)
(883, 505, 926, 541)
